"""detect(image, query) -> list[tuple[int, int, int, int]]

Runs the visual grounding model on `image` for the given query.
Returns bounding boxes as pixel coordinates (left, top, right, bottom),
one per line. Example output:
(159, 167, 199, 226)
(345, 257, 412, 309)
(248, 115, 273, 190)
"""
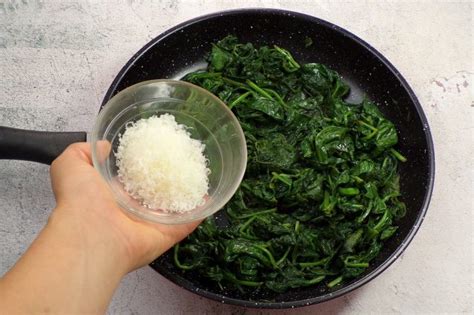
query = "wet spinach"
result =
(175, 36, 407, 294)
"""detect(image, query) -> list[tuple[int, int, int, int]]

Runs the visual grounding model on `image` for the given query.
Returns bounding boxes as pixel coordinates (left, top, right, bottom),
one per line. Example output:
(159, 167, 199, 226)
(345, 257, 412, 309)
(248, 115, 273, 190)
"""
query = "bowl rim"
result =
(102, 8, 435, 309)
(92, 79, 248, 225)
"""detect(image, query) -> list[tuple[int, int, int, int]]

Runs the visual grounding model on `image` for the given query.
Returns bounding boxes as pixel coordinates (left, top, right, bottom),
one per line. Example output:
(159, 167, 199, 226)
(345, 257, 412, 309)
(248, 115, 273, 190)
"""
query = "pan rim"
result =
(102, 8, 435, 309)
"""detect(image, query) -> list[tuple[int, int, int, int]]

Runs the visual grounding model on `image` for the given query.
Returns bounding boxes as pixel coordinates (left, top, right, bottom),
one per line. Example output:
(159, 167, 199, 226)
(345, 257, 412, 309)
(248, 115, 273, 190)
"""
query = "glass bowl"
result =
(90, 80, 247, 224)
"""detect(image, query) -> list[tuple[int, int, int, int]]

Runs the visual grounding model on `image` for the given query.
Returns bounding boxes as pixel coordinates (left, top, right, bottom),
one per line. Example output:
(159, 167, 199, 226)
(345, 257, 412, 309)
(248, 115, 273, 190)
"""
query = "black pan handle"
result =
(0, 127, 87, 165)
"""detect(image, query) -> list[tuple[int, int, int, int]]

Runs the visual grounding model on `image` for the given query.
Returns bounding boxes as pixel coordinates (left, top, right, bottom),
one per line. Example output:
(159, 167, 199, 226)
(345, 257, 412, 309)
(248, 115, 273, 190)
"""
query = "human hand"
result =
(0, 142, 201, 314)
(49, 142, 201, 273)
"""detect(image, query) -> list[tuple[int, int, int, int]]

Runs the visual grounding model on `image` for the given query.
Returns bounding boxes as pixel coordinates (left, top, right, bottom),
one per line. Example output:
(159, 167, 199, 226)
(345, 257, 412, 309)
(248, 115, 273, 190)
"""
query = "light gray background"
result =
(0, 1, 472, 314)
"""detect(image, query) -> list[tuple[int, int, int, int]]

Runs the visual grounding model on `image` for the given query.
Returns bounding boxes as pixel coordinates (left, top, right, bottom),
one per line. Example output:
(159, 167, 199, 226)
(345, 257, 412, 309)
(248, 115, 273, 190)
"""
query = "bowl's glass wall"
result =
(91, 80, 247, 224)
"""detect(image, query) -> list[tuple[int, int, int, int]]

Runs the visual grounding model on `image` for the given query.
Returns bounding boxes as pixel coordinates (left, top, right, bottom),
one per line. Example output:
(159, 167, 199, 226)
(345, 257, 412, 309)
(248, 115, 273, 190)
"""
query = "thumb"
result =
(50, 142, 111, 202)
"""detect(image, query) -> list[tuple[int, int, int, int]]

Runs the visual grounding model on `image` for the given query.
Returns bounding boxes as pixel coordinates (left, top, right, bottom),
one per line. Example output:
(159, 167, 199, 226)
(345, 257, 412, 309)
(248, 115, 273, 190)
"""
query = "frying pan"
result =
(0, 9, 434, 309)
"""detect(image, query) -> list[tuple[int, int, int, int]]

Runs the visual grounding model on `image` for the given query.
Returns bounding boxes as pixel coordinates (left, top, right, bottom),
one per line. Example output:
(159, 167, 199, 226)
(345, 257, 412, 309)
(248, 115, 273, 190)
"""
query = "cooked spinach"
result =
(175, 35, 407, 294)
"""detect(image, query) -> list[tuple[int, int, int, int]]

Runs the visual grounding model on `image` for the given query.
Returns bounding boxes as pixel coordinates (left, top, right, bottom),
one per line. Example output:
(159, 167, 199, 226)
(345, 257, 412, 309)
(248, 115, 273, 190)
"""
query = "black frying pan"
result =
(0, 9, 434, 309)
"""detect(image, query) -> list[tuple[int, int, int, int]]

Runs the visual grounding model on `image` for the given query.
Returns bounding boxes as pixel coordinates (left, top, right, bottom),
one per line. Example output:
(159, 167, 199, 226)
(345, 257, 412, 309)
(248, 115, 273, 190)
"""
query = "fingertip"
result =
(97, 140, 112, 150)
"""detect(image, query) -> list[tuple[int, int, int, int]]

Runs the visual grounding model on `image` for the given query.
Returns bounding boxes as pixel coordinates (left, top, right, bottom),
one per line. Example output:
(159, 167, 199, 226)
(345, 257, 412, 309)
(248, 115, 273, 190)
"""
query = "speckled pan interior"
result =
(101, 8, 434, 309)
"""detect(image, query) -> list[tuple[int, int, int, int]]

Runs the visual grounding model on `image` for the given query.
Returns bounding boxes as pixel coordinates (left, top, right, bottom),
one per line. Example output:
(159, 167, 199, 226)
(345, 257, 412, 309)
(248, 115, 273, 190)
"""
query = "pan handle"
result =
(0, 126, 87, 165)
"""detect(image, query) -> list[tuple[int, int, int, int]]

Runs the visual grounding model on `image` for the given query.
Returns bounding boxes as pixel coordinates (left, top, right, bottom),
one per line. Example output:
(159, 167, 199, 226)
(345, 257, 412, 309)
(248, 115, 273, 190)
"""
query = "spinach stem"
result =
(357, 120, 378, 139)
(229, 91, 251, 109)
(276, 247, 292, 266)
(271, 172, 293, 186)
(307, 275, 326, 285)
(382, 192, 400, 202)
(264, 88, 287, 107)
(294, 220, 300, 233)
(373, 209, 390, 233)
(345, 260, 369, 268)
(327, 276, 343, 288)
(299, 257, 330, 268)
(390, 148, 407, 162)
(274, 45, 301, 71)
(222, 76, 248, 88)
(173, 244, 194, 270)
(223, 271, 263, 287)
(255, 245, 278, 268)
(235, 208, 277, 219)
(187, 71, 222, 79)
(356, 204, 372, 223)
(239, 216, 257, 234)
(338, 187, 360, 196)
(246, 79, 274, 100)
(357, 120, 378, 131)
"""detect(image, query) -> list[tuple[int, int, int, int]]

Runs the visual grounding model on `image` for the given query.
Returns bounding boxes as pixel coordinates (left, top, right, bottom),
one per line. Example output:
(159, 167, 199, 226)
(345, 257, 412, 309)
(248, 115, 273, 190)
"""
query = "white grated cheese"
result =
(115, 114, 209, 213)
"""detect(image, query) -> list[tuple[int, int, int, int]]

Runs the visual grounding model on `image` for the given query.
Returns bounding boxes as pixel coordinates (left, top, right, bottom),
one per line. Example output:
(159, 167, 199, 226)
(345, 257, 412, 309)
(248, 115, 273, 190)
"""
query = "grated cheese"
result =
(115, 114, 209, 213)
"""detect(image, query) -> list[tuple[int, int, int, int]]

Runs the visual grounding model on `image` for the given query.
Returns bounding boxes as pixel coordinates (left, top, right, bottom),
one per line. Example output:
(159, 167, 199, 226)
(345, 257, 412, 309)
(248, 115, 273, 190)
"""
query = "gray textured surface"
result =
(0, 1, 473, 314)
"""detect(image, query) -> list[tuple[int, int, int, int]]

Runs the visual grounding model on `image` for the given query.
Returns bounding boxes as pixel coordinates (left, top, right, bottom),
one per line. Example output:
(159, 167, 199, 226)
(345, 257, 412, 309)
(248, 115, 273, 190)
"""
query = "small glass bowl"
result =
(90, 80, 247, 224)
